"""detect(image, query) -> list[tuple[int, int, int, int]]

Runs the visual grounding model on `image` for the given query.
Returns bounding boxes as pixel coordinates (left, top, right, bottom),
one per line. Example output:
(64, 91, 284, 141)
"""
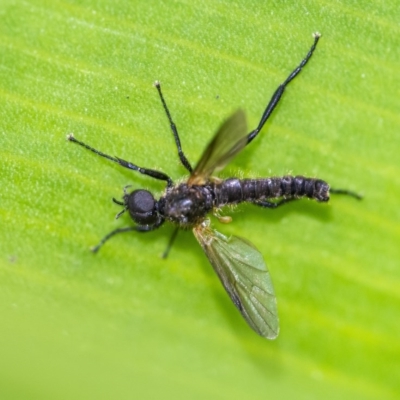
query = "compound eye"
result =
(130, 190, 154, 213)
(127, 190, 158, 225)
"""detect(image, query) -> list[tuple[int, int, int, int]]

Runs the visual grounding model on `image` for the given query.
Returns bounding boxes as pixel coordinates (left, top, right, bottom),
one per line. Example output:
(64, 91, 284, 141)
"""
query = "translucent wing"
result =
(193, 223, 279, 339)
(188, 109, 248, 185)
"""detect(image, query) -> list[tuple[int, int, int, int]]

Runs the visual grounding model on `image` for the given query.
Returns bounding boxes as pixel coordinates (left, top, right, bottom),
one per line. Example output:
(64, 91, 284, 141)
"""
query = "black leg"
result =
(112, 198, 125, 206)
(91, 219, 165, 253)
(67, 134, 173, 187)
(254, 197, 298, 208)
(254, 188, 362, 210)
(154, 81, 193, 173)
(246, 33, 321, 145)
(162, 227, 179, 259)
(114, 207, 127, 220)
(91, 227, 136, 253)
(113, 185, 136, 218)
(330, 188, 363, 200)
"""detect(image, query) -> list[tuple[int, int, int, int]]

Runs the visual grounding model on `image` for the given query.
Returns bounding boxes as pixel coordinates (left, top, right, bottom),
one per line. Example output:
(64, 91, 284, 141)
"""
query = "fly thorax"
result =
(162, 184, 214, 227)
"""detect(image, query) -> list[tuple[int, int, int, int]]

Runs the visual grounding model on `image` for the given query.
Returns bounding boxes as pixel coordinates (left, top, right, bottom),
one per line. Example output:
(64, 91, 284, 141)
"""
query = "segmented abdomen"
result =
(213, 176, 330, 207)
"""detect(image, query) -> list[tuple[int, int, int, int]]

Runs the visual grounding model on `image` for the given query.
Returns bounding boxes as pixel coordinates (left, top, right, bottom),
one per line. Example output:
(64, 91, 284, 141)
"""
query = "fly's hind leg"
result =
(330, 188, 362, 200)
(245, 33, 321, 147)
(254, 188, 362, 209)
(253, 197, 299, 209)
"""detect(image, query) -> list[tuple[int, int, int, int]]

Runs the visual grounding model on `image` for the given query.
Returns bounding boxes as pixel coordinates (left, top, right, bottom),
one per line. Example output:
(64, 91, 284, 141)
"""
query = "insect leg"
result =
(67, 134, 173, 187)
(112, 198, 125, 206)
(91, 227, 136, 253)
(91, 220, 165, 253)
(253, 197, 298, 208)
(154, 81, 193, 173)
(246, 33, 321, 145)
(330, 188, 362, 200)
(254, 188, 362, 209)
(161, 227, 180, 259)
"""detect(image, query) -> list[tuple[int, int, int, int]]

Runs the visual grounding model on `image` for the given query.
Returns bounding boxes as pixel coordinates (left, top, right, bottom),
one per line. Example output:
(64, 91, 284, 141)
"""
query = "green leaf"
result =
(1, 1, 399, 399)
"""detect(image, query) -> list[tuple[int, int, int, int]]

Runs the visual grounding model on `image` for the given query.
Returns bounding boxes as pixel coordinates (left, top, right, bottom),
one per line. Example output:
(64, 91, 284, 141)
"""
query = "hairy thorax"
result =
(160, 183, 214, 228)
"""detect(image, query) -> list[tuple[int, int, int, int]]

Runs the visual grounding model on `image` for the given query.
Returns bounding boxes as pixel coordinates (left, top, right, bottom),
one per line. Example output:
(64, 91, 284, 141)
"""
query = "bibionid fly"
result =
(67, 33, 361, 339)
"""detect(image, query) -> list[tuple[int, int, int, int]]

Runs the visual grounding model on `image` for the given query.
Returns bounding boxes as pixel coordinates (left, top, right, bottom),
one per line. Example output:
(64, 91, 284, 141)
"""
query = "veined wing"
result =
(188, 109, 248, 185)
(193, 223, 279, 339)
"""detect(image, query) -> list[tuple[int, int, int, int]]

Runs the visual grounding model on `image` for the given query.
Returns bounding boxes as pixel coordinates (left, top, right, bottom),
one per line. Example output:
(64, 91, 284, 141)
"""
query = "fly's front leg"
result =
(91, 227, 137, 253)
(154, 81, 193, 173)
(67, 134, 173, 187)
(92, 219, 165, 253)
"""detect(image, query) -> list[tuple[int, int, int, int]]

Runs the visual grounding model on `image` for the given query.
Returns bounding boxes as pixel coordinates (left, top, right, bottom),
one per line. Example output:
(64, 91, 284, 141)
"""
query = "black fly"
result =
(67, 33, 361, 339)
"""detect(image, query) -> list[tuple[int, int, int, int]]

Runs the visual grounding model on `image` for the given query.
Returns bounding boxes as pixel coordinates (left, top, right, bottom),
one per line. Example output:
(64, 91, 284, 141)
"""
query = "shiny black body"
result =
(213, 176, 329, 205)
(160, 176, 329, 228)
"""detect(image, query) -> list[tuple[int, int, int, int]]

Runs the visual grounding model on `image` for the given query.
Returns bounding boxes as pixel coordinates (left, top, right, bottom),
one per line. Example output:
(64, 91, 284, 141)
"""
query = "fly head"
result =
(124, 189, 160, 226)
